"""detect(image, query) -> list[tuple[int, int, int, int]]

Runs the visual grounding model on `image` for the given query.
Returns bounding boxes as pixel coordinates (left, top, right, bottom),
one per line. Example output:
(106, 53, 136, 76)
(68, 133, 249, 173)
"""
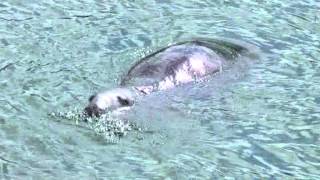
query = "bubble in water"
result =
(49, 108, 138, 143)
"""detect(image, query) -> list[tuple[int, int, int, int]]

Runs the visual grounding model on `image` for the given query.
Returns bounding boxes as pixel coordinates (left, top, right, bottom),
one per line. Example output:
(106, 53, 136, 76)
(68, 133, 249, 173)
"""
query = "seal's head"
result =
(84, 88, 134, 117)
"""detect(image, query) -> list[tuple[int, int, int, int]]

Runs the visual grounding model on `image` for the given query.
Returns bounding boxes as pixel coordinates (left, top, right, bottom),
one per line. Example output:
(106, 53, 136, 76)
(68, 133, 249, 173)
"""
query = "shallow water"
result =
(0, 0, 319, 179)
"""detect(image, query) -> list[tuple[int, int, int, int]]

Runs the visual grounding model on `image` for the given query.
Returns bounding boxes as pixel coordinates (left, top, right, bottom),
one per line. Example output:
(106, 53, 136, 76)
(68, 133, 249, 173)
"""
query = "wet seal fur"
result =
(84, 38, 252, 117)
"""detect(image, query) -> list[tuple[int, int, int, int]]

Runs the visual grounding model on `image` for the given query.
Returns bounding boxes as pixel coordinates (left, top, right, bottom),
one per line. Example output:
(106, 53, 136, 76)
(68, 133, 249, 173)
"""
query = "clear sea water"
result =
(0, 0, 319, 179)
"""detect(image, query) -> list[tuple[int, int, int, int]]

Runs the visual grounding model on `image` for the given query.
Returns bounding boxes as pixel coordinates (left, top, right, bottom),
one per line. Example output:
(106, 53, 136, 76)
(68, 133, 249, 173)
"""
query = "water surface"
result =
(0, 0, 319, 179)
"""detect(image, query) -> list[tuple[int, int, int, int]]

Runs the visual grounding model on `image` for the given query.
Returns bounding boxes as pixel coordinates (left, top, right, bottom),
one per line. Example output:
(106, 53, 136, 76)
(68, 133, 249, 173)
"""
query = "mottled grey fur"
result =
(84, 39, 249, 117)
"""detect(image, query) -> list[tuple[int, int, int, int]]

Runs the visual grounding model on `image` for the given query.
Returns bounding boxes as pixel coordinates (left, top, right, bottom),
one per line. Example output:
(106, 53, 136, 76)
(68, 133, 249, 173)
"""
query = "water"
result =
(0, 0, 319, 179)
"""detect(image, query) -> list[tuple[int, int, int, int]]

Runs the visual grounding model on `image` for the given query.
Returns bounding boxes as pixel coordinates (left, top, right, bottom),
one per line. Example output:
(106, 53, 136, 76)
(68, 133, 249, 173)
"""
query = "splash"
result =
(49, 108, 140, 143)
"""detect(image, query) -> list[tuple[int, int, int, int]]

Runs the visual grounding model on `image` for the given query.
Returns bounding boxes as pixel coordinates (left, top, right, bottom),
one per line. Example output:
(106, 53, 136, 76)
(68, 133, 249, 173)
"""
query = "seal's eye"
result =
(117, 96, 131, 106)
(88, 94, 96, 102)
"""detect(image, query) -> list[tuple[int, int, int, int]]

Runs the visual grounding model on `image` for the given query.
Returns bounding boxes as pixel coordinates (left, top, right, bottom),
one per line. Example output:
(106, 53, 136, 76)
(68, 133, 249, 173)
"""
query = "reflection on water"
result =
(0, 0, 319, 179)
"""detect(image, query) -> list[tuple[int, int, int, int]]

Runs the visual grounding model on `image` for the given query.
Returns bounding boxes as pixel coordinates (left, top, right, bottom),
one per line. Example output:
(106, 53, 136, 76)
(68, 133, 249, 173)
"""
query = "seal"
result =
(84, 38, 249, 117)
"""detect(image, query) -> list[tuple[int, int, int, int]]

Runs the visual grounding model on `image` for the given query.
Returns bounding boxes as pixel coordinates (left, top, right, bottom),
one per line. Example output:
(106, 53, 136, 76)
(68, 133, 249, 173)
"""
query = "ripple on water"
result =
(0, 0, 320, 179)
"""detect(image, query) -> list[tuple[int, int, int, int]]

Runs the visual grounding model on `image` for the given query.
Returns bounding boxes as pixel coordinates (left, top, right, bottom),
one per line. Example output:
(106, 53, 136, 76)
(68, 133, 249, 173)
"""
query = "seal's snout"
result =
(84, 88, 135, 117)
(84, 105, 103, 117)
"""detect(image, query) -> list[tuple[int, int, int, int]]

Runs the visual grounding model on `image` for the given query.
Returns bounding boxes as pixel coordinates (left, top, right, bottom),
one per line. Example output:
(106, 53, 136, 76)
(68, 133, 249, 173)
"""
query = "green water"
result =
(1, 0, 319, 179)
